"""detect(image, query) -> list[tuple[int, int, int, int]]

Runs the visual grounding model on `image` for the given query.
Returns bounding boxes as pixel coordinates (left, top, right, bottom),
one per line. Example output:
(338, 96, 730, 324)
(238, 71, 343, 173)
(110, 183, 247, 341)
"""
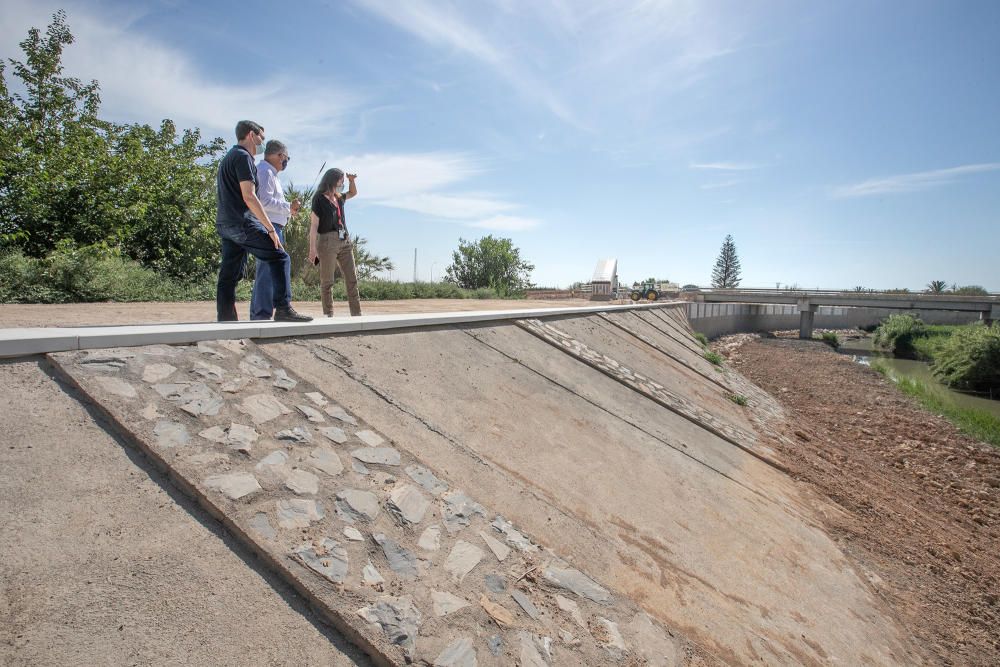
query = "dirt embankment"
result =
(718, 335, 1000, 666)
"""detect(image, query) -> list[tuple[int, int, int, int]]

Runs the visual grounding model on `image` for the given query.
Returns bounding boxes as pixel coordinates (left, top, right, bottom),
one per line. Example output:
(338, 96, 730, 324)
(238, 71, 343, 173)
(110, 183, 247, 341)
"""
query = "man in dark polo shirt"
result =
(214, 120, 311, 322)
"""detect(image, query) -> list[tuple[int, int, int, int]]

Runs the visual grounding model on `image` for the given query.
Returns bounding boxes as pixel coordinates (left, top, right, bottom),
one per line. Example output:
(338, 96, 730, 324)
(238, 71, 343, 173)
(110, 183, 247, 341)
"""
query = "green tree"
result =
(710, 234, 741, 288)
(0, 11, 225, 279)
(352, 237, 395, 280)
(926, 280, 948, 293)
(444, 235, 534, 294)
(951, 285, 989, 296)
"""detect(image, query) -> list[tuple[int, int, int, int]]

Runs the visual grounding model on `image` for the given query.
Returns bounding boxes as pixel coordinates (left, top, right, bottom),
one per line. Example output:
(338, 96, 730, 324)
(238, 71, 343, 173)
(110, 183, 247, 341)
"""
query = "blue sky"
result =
(2, 0, 998, 289)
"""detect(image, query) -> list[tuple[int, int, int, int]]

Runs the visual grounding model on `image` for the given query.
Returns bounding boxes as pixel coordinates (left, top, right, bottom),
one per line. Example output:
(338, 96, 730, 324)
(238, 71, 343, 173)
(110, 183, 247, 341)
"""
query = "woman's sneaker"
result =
(274, 307, 313, 322)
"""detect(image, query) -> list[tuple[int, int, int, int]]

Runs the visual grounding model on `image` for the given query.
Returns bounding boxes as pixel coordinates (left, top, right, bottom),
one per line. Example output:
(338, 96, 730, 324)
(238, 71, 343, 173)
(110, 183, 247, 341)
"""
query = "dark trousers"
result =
(249, 224, 289, 320)
(216, 220, 291, 321)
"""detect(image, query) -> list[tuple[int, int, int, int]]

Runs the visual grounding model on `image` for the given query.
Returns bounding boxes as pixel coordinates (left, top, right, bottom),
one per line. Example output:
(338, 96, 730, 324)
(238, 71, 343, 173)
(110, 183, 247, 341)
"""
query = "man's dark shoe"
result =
(274, 307, 313, 322)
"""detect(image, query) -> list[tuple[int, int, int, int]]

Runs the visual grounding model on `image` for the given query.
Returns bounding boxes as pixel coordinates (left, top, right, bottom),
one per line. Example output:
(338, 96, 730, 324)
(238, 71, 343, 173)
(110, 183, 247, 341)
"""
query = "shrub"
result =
(694, 332, 709, 347)
(873, 314, 926, 358)
(704, 351, 723, 365)
(728, 394, 748, 406)
(930, 324, 1000, 392)
(818, 331, 840, 348)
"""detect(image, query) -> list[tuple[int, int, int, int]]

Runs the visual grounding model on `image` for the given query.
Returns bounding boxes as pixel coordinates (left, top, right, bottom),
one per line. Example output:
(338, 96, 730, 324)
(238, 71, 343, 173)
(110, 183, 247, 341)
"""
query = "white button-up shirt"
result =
(255, 159, 291, 227)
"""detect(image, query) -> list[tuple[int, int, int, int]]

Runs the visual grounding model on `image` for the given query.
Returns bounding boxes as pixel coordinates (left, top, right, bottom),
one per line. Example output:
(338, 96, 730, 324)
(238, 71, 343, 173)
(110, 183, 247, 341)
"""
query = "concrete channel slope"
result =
(47, 304, 920, 666)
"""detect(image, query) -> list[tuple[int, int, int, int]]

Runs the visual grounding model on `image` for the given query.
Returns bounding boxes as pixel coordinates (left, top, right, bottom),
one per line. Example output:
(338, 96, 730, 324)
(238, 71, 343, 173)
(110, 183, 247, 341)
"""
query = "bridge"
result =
(694, 288, 1000, 338)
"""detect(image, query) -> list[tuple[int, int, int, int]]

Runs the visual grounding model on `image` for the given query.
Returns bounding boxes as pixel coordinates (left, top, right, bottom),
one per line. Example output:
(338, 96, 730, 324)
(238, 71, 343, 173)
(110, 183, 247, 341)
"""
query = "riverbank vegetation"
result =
(870, 360, 1000, 448)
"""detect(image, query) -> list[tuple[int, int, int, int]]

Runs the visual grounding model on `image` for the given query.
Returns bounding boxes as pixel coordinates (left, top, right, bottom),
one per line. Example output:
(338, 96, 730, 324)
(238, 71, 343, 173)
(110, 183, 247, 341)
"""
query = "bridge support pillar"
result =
(797, 299, 818, 339)
(985, 305, 1000, 326)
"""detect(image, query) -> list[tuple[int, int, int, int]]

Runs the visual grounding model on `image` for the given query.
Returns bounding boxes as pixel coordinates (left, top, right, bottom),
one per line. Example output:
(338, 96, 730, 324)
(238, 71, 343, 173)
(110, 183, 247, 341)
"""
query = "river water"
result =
(835, 334, 1000, 418)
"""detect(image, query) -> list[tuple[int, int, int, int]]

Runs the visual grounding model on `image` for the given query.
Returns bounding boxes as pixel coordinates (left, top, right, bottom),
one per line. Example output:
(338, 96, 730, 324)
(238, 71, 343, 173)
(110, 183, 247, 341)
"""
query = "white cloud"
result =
(376, 193, 518, 219)
(832, 163, 1000, 198)
(0, 1, 358, 138)
(700, 179, 742, 190)
(690, 161, 762, 171)
(328, 152, 483, 200)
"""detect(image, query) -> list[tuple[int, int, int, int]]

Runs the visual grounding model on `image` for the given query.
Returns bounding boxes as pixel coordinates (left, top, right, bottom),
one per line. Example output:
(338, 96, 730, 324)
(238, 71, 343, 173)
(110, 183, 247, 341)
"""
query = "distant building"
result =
(590, 258, 618, 301)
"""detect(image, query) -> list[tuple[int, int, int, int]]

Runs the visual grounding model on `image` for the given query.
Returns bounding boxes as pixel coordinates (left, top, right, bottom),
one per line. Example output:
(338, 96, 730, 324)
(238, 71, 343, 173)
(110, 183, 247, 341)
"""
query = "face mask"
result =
(256, 140, 265, 156)
(281, 159, 289, 170)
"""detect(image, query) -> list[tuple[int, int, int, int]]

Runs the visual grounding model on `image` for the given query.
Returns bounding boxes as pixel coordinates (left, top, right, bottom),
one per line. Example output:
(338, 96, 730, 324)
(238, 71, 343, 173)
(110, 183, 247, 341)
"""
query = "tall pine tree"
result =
(711, 234, 742, 288)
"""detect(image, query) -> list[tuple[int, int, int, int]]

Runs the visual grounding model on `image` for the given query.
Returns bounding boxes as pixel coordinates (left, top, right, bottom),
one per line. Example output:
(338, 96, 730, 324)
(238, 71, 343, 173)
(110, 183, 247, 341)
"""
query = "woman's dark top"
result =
(311, 191, 347, 235)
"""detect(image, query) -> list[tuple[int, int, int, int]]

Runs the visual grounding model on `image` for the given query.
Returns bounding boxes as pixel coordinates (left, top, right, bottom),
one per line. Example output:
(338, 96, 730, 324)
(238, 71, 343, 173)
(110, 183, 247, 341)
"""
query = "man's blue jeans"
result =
(249, 224, 290, 320)
(216, 220, 291, 321)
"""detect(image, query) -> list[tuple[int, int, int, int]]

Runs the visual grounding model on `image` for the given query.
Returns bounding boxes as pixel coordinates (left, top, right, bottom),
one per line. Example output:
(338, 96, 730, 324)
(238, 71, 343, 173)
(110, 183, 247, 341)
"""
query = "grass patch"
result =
(694, 332, 709, 347)
(728, 394, 748, 406)
(870, 360, 1000, 448)
(819, 331, 840, 349)
(704, 351, 723, 366)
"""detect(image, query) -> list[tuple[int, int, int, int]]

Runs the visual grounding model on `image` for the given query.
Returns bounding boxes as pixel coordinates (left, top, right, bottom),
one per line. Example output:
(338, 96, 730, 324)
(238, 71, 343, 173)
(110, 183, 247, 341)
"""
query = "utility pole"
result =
(413, 248, 417, 283)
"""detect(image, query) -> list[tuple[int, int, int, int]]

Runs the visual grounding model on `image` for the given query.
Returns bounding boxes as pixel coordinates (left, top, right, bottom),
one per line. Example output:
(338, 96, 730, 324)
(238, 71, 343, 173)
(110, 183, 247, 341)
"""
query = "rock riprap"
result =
(52, 340, 687, 665)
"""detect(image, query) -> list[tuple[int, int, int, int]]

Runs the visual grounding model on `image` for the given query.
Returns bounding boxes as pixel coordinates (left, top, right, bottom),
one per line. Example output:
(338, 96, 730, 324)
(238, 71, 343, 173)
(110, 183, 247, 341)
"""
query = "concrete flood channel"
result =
(837, 333, 1000, 418)
(49, 304, 922, 665)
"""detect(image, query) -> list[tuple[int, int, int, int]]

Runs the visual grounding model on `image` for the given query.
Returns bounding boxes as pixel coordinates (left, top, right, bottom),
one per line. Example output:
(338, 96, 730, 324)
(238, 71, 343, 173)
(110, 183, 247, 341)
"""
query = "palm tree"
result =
(926, 280, 947, 293)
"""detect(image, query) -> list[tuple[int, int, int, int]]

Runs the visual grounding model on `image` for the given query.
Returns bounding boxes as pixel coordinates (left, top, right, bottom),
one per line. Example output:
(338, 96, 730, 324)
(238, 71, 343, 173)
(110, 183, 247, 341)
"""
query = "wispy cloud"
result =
(832, 163, 1000, 198)
(0, 1, 358, 138)
(690, 161, 762, 171)
(700, 179, 742, 190)
(308, 152, 483, 200)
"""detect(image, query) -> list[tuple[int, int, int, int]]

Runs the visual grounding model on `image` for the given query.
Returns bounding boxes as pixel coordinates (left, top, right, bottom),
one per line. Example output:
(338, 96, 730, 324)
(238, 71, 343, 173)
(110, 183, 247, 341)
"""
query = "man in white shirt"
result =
(250, 140, 301, 320)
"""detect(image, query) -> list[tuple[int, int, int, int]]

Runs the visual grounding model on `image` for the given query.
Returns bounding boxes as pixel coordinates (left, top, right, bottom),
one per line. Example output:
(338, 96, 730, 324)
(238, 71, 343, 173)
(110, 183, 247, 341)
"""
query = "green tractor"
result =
(629, 282, 659, 302)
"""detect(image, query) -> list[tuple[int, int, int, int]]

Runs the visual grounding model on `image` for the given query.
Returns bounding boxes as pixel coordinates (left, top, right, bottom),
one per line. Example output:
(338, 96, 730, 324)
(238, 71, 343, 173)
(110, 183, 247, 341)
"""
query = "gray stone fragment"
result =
(518, 632, 548, 667)
(80, 351, 133, 371)
(227, 423, 258, 451)
(418, 525, 442, 552)
(343, 526, 364, 541)
(191, 360, 226, 382)
(249, 512, 276, 540)
(356, 595, 421, 657)
(352, 460, 370, 475)
(350, 447, 400, 466)
(442, 492, 486, 533)
(94, 376, 138, 399)
(142, 363, 176, 383)
(373, 534, 419, 579)
(433, 637, 477, 667)
(237, 393, 291, 423)
(558, 628, 580, 647)
(324, 404, 358, 425)
(597, 618, 627, 657)
(199, 426, 228, 444)
(215, 339, 246, 354)
(153, 420, 189, 448)
(295, 538, 348, 584)
(555, 594, 586, 628)
(204, 472, 260, 500)
(276, 499, 324, 529)
(139, 403, 160, 420)
(487, 636, 503, 656)
(387, 485, 429, 525)
(362, 560, 385, 586)
(431, 590, 469, 617)
(220, 376, 251, 393)
(626, 612, 680, 666)
(155, 382, 223, 416)
(491, 516, 538, 552)
(512, 589, 541, 620)
(276, 426, 312, 443)
(355, 429, 383, 447)
(304, 391, 328, 406)
(197, 341, 227, 358)
(307, 447, 343, 476)
(336, 489, 380, 522)
(285, 469, 319, 495)
(318, 426, 348, 444)
(480, 531, 511, 562)
(296, 404, 326, 423)
(405, 464, 448, 496)
(239, 353, 271, 378)
(484, 574, 506, 593)
(272, 368, 297, 391)
(444, 540, 483, 583)
(543, 564, 613, 605)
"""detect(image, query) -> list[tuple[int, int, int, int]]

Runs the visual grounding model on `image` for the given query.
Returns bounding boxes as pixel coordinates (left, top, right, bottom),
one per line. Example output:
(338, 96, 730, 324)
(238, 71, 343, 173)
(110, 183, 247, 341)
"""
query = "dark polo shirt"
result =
(311, 191, 348, 235)
(216, 145, 257, 226)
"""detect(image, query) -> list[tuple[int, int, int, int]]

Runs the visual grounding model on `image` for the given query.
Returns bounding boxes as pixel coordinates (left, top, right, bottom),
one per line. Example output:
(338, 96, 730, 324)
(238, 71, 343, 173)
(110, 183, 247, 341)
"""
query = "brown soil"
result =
(719, 336, 1000, 666)
(0, 298, 595, 328)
